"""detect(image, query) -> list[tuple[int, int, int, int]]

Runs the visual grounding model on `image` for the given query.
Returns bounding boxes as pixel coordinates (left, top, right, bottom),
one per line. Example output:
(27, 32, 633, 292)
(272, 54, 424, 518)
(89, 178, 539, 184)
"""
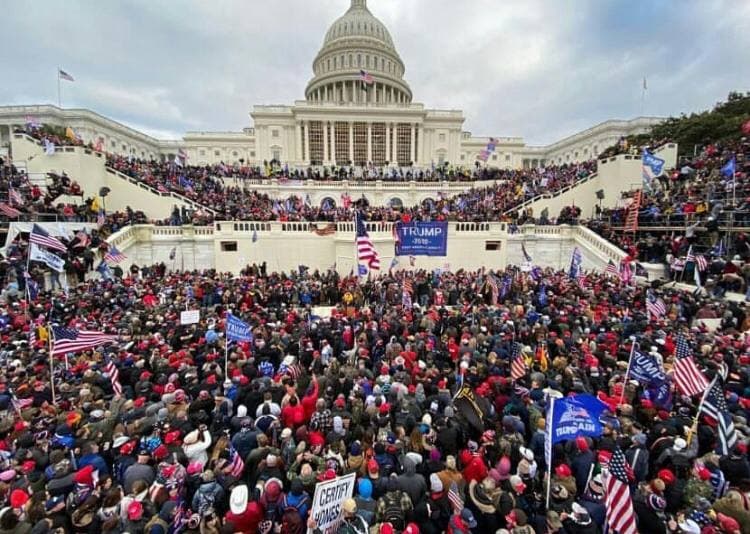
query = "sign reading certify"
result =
(308, 473, 356, 534)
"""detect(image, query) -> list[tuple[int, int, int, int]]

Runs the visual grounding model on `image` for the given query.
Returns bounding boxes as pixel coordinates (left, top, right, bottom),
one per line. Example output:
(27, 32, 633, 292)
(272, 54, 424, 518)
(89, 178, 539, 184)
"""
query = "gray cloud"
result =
(0, 0, 747, 144)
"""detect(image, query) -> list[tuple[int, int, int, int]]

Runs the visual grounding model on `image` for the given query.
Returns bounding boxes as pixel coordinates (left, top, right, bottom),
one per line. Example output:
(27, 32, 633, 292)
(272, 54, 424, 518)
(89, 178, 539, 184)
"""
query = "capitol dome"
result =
(305, 0, 412, 105)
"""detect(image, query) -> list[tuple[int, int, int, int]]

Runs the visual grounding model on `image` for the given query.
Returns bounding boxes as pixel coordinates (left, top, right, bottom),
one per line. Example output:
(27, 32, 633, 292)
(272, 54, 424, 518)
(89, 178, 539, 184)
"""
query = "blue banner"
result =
(395, 221, 448, 257)
(548, 394, 608, 445)
(629, 351, 667, 384)
(226, 313, 253, 343)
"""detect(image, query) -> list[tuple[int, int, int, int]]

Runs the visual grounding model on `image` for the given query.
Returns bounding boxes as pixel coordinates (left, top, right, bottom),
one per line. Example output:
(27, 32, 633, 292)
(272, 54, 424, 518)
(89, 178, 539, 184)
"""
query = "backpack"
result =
(382, 492, 405, 530)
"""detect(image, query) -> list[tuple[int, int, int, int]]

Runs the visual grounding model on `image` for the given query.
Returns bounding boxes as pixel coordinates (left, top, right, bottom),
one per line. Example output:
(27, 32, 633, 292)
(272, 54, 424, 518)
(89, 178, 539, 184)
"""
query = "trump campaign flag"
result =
(547, 394, 608, 446)
(226, 313, 253, 343)
(642, 149, 665, 190)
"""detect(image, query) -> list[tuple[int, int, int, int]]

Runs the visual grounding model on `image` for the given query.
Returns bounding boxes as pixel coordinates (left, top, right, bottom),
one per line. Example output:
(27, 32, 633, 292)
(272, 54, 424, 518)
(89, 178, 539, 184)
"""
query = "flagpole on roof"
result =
(57, 67, 61, 108)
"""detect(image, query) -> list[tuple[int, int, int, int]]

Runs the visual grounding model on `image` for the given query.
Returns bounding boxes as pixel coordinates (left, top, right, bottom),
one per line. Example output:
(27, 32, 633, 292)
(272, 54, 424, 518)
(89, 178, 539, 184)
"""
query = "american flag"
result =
(403, 278, 414, 294)
(0, 203, 21, 218)
(359, 69, 374, 85)
(104, 358, 122, 397)
(695, 255, 708, 272)
(104, 245, 127, 264)
(646, 290, 666, 320)
(447, 481, 463, 514)
(8, 187, 23, 206)
(619, 260, 633, 284)
(487, 274, 499, 304)
(355, 212, 380, 270)
(51, 326, 118, 356)
(700, 376, 738, 455)
(670, 257, 685, 272)
(673, 334, 708, 397)
(97, 210, 105, 227)
(58, 69, 75, 82)
(510, 342, 527, 382)
(30, 224, 67, 253)
(228, 444, 245, 477)
(74, 230, 90, 248)
(605, 259, 619, 277)
(604, 447, 637, 534)
(686, 245, 695, 264)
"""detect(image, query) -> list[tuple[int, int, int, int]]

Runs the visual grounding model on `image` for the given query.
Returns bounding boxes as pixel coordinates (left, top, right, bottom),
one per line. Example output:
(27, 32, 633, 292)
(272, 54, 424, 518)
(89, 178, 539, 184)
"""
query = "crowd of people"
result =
(0, 260, 745, 534)
(106, 154, 596, 225)
(586, 136, 749, 295)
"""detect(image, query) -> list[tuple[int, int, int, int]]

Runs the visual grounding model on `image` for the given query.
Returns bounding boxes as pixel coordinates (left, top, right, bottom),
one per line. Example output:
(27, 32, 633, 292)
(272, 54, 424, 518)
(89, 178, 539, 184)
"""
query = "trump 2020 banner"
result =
(548, 394, 608, 445)
(395, 221, 448, 256)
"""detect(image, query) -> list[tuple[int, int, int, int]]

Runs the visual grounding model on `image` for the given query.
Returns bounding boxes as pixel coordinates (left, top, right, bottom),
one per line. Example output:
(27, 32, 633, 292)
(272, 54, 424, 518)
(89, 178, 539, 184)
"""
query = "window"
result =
(308, 121, 325, 164)
(327, 59, 330, 71)
(200, 149, 206, 156)
(353, 122, 367, 165)
(250, 151, 256, 158)
(272, 129, 279, 138)
(272, 150, 280, 161)
(371, 122, 386, 165)
(396, 123, 411, 166)
(111, 140, 116, 147)
(505, 154, 511, 161)
(492, 154, 498, 160)
(214, 150, 220, 156)
(335, 122, 349, 164)
(460, 154, 465, 160)
(232, 151, 238, 157)
(220, 241, 238, 252)
(357, 54, 361, 66)
(485, 241, 502, 251)
(122, 144, 127, 151)
(439, 133, 446, 142)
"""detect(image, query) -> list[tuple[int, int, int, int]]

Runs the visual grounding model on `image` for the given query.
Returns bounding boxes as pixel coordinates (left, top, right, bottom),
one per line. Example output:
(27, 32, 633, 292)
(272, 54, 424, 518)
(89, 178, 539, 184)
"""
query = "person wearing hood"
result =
(397, 456, 427, 508)
(354, 478, 377, 526)
(414, 473, 451, 534)
(191, 470, 225, 515)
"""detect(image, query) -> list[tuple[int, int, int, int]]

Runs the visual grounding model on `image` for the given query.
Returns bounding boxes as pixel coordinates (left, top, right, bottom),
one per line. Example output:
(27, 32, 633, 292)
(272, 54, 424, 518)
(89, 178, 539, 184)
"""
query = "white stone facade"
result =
(0, 0, 663, 170)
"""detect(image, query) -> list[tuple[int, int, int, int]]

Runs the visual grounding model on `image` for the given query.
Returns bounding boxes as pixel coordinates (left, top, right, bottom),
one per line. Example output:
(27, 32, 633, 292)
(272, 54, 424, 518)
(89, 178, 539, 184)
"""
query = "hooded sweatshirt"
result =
(397, 456, 427, 507)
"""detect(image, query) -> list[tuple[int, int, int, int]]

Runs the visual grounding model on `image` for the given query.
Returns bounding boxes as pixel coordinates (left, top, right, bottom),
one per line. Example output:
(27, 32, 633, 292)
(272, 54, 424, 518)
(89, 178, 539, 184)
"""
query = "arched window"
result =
(327, 59, 330, 71)
(348, 54, 352, 66)
(357, 54, 361, 66)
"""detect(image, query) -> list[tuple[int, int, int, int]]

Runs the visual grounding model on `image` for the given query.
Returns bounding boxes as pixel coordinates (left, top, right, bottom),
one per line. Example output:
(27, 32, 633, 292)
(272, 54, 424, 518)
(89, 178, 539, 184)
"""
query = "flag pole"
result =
(545, 396, 555, 510)
(620, 338, 637, 406)
(57, 67, 61, 108)
(49, 330, 56, 405)
(224, 335, 229, 380)
(687, 375, 714, 445)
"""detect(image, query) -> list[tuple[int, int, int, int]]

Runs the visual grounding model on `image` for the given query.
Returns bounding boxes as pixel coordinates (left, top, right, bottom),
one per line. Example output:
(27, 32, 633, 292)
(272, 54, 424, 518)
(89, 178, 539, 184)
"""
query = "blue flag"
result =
(642, 149, 665, 190)
(358, 264, 368, 276)
(226, 313, 253, 343)
(537, 282, 548, 306)
(96, 260, 113, 281)
(548, 394, 609, 445)
(721, 158, 736, 178)
(629, 351, 667, 384)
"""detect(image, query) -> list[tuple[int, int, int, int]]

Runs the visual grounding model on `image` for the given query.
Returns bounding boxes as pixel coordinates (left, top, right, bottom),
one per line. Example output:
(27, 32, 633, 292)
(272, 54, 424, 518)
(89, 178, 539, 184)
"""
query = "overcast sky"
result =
(1, 0, 748, 145)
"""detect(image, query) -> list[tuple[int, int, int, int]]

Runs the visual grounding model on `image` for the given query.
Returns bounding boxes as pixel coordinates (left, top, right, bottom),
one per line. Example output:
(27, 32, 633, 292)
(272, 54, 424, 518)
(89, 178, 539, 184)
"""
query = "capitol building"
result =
(0, 0, 660, 170)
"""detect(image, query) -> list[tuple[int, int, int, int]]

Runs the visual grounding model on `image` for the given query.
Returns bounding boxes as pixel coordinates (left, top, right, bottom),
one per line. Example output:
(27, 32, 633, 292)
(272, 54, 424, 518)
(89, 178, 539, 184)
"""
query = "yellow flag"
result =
(90, 197, 100, 213)
(536, 345, 549, 372)
(65, 126, 76, 140)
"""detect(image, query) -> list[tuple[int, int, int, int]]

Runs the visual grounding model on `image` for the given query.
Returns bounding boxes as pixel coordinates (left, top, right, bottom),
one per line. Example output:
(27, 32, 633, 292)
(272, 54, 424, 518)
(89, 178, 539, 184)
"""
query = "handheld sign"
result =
(308, 473, 356, 534)
(180, 310, 200, 325)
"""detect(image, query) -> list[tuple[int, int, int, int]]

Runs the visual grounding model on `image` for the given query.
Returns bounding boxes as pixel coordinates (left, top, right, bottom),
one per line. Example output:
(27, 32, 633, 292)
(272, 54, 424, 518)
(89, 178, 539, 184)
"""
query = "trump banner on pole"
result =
(547, 394, 608, 445)
(226, 313, 253, 343)
(308, 472, 356, 534)
(394, 221, 448, 256)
